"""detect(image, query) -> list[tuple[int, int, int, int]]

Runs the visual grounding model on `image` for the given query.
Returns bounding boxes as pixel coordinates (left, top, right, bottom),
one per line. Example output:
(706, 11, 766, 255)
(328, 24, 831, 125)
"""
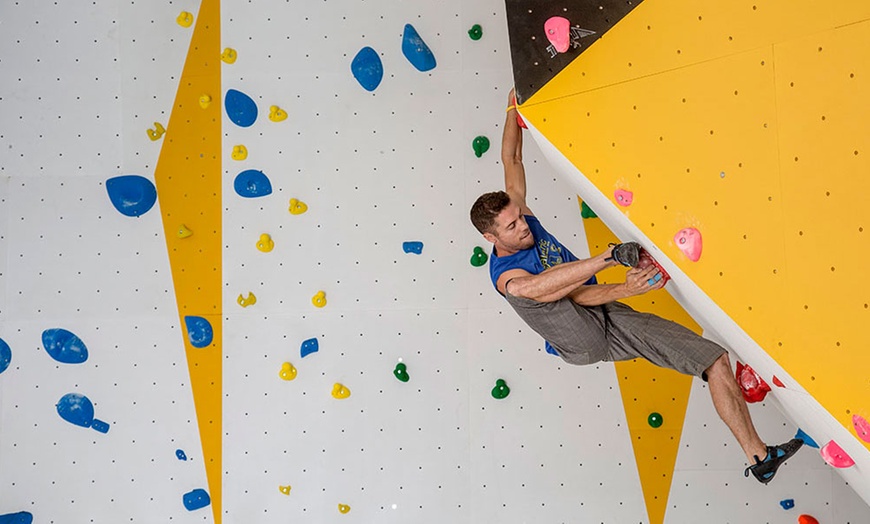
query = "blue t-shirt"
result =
(489, 214, 596, 294)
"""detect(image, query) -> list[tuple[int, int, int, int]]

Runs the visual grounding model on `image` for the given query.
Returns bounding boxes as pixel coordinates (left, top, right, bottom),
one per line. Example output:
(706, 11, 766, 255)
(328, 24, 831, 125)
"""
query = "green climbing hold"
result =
(468, 24, 483, 41)
(470, 246, 488, 267)
(648, 412, 663, 428)
(472, 136, 490, 158)
(491, 378, 510, 399)
(393, 362, 410, 382)
(580, 201, 597, 219)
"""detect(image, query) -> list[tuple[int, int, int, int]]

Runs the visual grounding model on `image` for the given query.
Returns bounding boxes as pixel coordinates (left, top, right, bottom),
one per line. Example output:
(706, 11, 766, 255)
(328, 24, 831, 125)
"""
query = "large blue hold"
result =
(42, 328, 88, 364)
(185, 316, 214, 348)
(402, 24, 436, 72)
(106, 175, 157, 217)
(233, 170, 272, 198)
(0, 338, 11, 374)
(224, 89, 258, 127)
(0, 512, 33, 524)
(402, 241, 423, 254)
(300, 338, 319, 358)
(183, 488, 211, 511)
(351, 46, 383, 91)
(56, 393, 110, 433)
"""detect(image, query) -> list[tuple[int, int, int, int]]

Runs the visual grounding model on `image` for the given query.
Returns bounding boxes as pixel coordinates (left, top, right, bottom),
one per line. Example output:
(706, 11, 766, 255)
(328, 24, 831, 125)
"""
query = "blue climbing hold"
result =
(780, 498, 795, 510)
(0, 512, 33, 524)
(224, 89, 258, 128)
(42, 328, 88, 364)
(402, 241, 424, 254)
(233, 169, 272, 198)
(0, 338, 11, 374)
(56, 393, 110, 433)
(544, 341, 559, 356)
(176, 449, 188, 461)
(795, 428, 819, 448)
(183, 488, 211, 511)
(106, 175, 157, 217)
(300, 337, 319, 358)
(184, 316, 213, 348)
(402, 24, 436, 72)
(351, 47, 383, 92)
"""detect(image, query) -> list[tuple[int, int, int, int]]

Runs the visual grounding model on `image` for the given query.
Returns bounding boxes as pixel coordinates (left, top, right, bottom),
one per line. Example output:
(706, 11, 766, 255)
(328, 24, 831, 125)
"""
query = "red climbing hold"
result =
(637, 248, 671, 285)
(735, 361, 771, 403)
(772, 375, 785, 388)
(798, 515, 819, 524)
(509, 92, 527, 129)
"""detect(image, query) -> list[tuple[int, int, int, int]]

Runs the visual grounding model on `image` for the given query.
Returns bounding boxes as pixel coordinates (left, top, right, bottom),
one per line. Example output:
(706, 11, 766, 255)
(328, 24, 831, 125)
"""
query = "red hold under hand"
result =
(637, 248, 671, 285)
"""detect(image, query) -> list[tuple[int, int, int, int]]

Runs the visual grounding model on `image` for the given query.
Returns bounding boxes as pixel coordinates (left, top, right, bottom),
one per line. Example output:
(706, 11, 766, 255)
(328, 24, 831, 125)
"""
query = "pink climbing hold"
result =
(735, 361, 770, 403)
(614, 189, 634, 207)
(820, 440, 855, 468)
(674, 227, 702, 261)
(544, 17, 571, 54)
(853, 414, 870, 443)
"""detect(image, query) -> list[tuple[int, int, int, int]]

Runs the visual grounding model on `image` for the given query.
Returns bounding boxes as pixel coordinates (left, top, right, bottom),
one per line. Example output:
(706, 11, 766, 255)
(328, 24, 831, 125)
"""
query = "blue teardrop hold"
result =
(183, 488, 211, 511)
(300, 337, 319, 358)
(42, 328, 89, 364)
(402, 24, 436, 72)
(176, 449, 188, 461)
(0, 512, 34, 524)
(56, 392, 95, 428)
(0, 338, 11, 374)
(351, 46, 384, 91)
(106, 175, 157, 217)
(233, 169, 273, 198)
(224, 89, 258, 128)
(184, 316, 214, 348)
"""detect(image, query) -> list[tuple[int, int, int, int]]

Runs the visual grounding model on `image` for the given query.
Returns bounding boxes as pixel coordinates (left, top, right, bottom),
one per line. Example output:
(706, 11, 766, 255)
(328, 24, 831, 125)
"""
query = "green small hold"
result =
(472, 136, 490, 158)
(468, 24, 483, 41)
(648, 412, 663, 428)
(470, 246, 488, 267)
(580, 201, 598, 219)
(491, 378, 510, 399)
(393, 362, 410, 382)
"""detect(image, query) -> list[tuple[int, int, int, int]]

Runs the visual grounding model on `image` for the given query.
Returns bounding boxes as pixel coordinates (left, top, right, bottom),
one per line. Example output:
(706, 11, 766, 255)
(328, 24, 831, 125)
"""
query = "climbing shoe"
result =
(744, 438, 804, 484)
(606, 242, 641, 267)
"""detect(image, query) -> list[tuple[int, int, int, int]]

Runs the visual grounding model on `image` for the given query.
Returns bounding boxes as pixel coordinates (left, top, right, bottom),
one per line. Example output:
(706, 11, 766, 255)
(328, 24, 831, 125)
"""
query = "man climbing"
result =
(468, 89, 802, 484)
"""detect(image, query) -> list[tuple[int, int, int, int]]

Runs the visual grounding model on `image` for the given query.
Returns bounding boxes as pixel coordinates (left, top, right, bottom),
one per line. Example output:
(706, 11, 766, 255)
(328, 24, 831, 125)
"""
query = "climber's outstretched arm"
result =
(503, 88, 532, 216)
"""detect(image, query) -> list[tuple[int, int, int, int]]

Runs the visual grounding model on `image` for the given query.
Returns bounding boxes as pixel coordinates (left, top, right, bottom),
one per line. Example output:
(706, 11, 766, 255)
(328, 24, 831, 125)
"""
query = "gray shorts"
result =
(504, 292, 725, 379)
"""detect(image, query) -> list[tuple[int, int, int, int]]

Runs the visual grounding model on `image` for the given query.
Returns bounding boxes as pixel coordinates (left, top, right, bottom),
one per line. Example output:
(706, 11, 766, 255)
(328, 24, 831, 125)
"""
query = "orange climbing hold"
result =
(798, 515, 819, 524)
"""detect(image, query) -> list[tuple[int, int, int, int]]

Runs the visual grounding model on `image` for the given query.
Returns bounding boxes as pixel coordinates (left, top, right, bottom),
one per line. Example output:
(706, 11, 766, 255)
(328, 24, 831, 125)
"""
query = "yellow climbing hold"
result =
(198, 94, 212, 109)
(279, 362, 297, 381)
(288, 198, 308, 215)
(311, 290, 327, 308)
(236, 292, 256, 308)
(231, 145, 248, 161)
(269, 105, 288, 122)
(146, 122, 166, 141)
(331, 383, 350, 399)
(176, 11, 194, 27)
(338, 504, 351, 514)
(256, 233, 274, 253)
(220, 47, 237, 64)
(176, 224, 193, 239)
(278, 485, 291, 495)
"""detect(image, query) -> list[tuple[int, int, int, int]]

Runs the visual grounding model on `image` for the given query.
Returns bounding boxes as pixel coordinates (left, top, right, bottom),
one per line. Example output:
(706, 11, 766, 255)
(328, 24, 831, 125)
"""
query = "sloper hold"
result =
(42, 328, 88, 364)
(402, 24, 436, 72)
(351, 47, 384, 91)
(56, 393, 110, 433)
(224, 88, 258, 127)
(184, 316, 214, 348)
(183, 488, 211, 511)
(300, 337, 319, 358)
(106, 175, 158, 217)
(820, 440, 855, 468)
(0, 338, 11, 374)
(853, 415, 870, 443)
(234, 169, 273, 198)
(0, 512, 33, 524)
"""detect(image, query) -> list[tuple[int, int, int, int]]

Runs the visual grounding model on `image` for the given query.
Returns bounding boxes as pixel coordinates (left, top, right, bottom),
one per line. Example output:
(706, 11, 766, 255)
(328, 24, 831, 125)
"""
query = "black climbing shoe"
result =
(606, 242, 641, 267)
(744, 438, 804, 484)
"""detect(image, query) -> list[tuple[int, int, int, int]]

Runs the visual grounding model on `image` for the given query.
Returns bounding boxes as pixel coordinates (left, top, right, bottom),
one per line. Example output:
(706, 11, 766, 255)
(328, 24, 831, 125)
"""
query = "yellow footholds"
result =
(278, 485, 291, 495)
(146, 122, 166, 141)
(311, 290, 327, 308)
(279, 362, 297, 381)
(237, 292, 256, 308)
(288, 198, 308, 215)
(331, 383, 350, 399)
(231, 144, 248, 161)
(198, 94, 212, 109)
(256, 233, 274, 253)
(176, 224, 193, 239)
(221, 47, 238, 64)
(338, 504, 351, 514)
(269, 105, 288, 122)
(176, 11, 194, 27)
